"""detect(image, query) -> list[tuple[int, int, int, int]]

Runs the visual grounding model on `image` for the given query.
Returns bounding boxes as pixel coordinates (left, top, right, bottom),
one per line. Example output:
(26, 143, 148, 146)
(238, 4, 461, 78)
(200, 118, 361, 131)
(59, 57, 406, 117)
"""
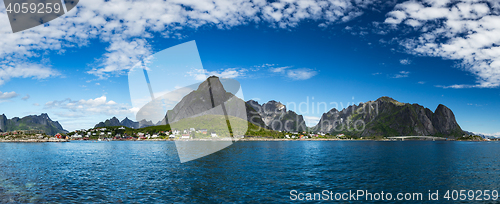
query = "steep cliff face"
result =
(94, 117, 154, 129)
(246, 100, 307, 132)
(0, 113, 67, 135)
(94, 117, 122, 128)
(121, 117, 140, 129)
(432, 104, 463, 136)
(0, 114, 7, 132)
(164, 76, 266, 127)
(314, 97, 464, 138)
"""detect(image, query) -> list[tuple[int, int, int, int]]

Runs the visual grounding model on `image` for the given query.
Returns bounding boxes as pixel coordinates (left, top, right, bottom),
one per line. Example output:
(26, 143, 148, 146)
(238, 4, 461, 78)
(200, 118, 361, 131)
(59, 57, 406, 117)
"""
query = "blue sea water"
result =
(0, 141, 499, 203)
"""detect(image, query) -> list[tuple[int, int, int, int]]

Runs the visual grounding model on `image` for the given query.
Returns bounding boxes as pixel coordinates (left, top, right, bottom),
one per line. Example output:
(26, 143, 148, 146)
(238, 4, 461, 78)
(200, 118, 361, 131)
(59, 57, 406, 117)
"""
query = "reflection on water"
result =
(0, 141, 500, 203)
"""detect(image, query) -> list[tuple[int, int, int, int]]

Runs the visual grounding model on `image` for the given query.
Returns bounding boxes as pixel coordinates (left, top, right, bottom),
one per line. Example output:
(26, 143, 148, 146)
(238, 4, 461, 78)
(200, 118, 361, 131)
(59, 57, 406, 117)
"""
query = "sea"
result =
(0, 141, 499, 203)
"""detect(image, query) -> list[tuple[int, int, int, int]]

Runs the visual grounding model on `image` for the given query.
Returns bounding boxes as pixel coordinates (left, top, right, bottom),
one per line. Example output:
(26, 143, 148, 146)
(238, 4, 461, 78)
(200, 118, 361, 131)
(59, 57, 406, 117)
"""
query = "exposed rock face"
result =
(164, 76, 266, 127)
(313, 96, 464, 138)
(246, 100, 307, 132)
(121, 117, 140, 129)
(94, 117, 121, 128)
(94, 117, 154, 129)
(0, 113, 67, 135)
(0, 114, 7, 132)
(432, 104, 462, 135)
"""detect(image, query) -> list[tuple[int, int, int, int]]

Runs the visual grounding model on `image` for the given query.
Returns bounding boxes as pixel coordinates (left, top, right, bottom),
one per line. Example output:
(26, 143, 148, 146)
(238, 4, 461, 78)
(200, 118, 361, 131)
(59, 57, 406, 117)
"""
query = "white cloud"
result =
(0, 61, 59, 85)
(187, 68, 247, 80)
(0, 91, 18, 99)
(385, 0, 500, 88)
(418, 81, 426, 84)
(270, 66, 291, 73)
(33, 103, 40, 106)
(287, 68, 318, 80)
(44, 95, 133, 117)
(399, 58, 412, 65)
(392, 71, 410, 78)
(208, 68, 247, 78)
(266, 65, 318, 80)
(0, 0, 380, 81)
(21, 94, 30, 101)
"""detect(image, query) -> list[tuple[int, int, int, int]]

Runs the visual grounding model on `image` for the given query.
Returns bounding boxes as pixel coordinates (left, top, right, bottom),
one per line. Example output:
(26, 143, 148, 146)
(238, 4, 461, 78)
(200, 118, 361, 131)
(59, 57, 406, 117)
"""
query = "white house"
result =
(181, 134, 190, 139)
(285, 135, 290, 138)
(169, 135, 176, 139)
(211, 132, 217, 137)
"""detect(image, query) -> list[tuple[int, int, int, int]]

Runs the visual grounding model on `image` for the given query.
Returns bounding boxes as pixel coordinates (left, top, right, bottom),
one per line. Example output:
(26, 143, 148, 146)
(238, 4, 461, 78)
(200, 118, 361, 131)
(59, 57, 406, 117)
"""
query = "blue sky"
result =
(0, 0, 499, 136)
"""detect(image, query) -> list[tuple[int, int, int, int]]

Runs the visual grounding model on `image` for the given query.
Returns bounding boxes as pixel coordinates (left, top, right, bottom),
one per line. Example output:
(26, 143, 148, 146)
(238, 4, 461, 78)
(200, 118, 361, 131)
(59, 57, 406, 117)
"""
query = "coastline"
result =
(0, 139, 69, 143)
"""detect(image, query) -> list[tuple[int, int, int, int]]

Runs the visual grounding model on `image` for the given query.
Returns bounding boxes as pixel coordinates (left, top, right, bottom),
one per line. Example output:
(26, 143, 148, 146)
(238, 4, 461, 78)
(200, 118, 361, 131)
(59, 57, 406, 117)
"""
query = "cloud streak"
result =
(44, 95, 133, 117)
(392, 71, 410, 78)
(0, 91, 18, 100)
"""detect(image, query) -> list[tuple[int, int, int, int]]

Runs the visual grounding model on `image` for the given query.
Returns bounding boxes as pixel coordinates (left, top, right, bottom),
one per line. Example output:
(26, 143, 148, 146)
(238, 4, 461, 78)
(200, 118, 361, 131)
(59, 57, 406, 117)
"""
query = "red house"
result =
(55, 133, 62, 139)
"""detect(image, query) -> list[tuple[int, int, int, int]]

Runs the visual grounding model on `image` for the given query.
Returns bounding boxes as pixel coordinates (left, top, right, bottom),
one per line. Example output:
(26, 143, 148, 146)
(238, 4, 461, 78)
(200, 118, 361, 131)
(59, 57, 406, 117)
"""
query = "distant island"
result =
(0, 76, 496, 142)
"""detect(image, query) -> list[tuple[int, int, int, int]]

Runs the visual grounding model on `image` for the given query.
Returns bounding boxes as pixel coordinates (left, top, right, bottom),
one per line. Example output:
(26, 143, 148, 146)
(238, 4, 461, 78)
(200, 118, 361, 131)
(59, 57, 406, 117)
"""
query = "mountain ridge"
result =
(313, 96, 465, 138)
(0, 113, 67, 135)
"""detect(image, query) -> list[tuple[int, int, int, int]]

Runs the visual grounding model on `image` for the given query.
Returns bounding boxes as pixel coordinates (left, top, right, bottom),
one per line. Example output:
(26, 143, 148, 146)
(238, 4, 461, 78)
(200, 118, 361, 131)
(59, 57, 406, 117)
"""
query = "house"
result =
(71, 134, 82, 138)
(118, 126, 125, 130)
(285, 135, 290, 138)
(211, 132, 217, 137)
(181, 134, 190, 139)
(137, 132, 145, 136)
(336, 133, 345, 137)
(169, 135, 176, 139)
(199, 129, 208, 134)
(172, 130, 180, 135)
(55, 133, 62, 139)
(152, 134, 159, 138)
(190, 128, 196, 132)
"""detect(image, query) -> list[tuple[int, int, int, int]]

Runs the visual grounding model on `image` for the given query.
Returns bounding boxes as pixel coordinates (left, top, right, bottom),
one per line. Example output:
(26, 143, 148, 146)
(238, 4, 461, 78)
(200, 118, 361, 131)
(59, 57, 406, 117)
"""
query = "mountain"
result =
(163, 76, 266, 127)
(0, 113, 67, 135)
(94, 117, 154, 129)
(246, 100, 307, 132)
(313, 96, 465, 138)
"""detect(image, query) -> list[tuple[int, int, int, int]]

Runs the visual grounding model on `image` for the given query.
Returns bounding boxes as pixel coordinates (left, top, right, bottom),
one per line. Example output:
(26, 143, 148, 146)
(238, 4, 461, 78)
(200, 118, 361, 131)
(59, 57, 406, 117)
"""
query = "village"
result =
(2, 127, 494, 142)
(58, 127, 355, 141)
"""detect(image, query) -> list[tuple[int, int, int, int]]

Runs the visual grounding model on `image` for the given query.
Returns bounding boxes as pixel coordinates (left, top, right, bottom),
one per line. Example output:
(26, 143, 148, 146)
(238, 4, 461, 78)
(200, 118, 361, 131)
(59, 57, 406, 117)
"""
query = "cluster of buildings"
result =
(62, 126, 219, 140)
(282, 131, 347, 139)
(0, 130, 44, 137)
